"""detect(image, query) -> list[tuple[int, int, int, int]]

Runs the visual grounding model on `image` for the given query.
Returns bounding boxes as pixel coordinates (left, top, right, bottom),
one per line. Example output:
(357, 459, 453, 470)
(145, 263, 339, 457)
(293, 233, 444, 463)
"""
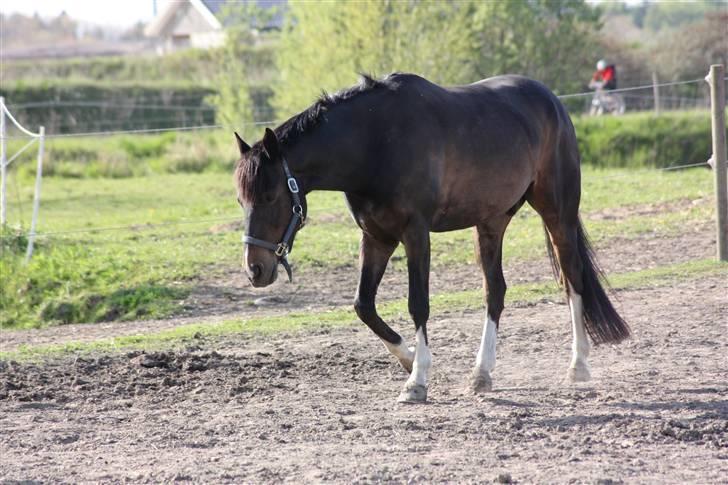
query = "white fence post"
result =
(1, 96, 6, 226)
(708, 64, 727, 262)
(25, 126, 45, 262)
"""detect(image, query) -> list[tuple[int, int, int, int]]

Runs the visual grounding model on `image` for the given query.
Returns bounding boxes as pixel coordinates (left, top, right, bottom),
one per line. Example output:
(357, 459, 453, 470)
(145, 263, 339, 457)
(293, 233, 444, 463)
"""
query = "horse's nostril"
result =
(249, 263, 262, 279)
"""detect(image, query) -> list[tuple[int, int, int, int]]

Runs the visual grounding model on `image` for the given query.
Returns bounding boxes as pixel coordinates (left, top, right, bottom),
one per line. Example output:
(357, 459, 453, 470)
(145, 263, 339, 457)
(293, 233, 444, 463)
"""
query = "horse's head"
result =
(234, 128, 306, 287)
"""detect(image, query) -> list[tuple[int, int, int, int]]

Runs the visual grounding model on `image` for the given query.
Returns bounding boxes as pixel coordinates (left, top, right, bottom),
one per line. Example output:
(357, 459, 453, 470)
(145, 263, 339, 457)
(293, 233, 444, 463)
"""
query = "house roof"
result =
(145, 0, 222, 37)
(145, 0, 285, 37)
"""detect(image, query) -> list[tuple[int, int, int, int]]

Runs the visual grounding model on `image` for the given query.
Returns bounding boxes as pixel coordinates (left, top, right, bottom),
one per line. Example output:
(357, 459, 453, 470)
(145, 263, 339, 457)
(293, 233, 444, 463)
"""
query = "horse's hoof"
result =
(397, 383, 427, 403)
(566, 365, 591, 383)
(469, 369, 493, 393)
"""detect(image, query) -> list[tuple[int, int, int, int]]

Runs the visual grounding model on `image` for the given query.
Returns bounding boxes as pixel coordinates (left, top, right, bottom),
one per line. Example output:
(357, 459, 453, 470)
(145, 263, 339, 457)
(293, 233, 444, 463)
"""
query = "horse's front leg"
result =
(354, 232, 414, 372)
(398, 222, 432, 404)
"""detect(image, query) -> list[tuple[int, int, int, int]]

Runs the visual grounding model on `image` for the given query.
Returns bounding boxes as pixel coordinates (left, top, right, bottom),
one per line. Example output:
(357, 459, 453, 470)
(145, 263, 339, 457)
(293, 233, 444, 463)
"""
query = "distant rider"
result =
(591, 59, 617, 91)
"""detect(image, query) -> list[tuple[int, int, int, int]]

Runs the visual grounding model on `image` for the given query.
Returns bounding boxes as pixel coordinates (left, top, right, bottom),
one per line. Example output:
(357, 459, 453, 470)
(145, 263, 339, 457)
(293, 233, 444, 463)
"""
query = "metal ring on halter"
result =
(293, 204, 304, 221)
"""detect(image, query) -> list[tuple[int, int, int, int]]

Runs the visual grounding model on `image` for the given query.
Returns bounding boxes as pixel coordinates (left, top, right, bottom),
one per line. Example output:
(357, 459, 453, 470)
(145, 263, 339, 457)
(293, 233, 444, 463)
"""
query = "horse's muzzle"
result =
(245, 262, 277, 287)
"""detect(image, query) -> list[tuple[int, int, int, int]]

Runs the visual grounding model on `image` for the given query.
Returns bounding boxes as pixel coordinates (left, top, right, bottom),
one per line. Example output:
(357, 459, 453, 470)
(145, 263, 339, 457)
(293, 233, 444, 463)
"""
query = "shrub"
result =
(573, 111, 717, 168)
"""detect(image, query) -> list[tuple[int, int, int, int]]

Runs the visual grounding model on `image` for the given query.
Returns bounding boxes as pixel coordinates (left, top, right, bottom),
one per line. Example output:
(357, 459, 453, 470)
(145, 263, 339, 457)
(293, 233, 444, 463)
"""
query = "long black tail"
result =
(544, 220, 631, 345)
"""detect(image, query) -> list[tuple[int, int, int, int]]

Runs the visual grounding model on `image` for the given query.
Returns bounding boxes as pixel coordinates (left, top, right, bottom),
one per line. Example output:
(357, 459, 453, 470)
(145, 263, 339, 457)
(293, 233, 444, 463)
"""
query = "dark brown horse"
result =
(234, 73, 630, 403)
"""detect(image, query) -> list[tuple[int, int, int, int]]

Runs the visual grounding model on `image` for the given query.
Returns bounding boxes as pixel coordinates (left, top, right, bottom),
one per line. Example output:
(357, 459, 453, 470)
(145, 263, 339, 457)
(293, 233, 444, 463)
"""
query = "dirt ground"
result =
(1, 199, 727, 483)
(1, 277, 727, 482)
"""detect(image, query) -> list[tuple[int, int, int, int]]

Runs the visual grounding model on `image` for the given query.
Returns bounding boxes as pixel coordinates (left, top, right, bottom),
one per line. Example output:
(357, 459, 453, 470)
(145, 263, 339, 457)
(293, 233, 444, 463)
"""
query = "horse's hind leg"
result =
(530, 163, 629, 383)
(470, 215, 512, 393)
(354, 232, 414, 372)
(541, 217, 592, 382)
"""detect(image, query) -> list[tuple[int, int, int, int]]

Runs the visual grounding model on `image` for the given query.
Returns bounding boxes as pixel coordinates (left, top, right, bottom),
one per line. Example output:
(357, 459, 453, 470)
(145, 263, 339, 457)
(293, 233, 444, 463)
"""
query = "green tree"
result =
(643, 0, 722, 31)
(470, 0, 602, 94)
(273, 0, 477, 115)
(208, 2, 279, 137)
(273, 0, 602, 116)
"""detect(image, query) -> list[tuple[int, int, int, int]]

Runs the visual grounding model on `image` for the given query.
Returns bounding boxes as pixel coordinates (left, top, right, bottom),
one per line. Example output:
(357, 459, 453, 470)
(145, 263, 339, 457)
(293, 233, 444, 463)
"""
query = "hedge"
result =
(0, 81, 274, 134)
(573, 111, 718, 168)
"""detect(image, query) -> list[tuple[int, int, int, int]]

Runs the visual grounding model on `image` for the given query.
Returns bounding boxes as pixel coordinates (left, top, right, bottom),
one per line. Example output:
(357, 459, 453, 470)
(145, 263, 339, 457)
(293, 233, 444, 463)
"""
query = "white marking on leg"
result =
(567, 282, 591, 381)
(382, 338, 414, 371)
(475, 316, 497, 373)
(406, 327, 432, 387)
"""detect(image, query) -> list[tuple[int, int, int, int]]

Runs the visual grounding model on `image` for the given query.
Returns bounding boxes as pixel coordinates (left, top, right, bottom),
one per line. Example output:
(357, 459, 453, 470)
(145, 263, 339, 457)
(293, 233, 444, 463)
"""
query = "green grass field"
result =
(0, 160, 716, 329)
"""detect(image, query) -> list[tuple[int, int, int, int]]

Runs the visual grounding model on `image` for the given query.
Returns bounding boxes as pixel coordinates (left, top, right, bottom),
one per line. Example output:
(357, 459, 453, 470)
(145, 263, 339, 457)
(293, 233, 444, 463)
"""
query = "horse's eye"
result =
(263, 192, 276, 204)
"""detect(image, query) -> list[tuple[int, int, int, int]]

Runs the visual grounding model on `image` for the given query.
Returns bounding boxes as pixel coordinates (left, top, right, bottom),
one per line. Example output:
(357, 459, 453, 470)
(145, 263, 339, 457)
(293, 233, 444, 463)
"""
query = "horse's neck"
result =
(287, 121, 369, 194)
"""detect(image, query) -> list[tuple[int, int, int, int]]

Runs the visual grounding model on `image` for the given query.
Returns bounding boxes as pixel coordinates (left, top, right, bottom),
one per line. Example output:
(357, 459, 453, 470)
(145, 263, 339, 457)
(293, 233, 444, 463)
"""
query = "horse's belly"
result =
(430, 202, 503, 232)
(430, 170, 533, 232)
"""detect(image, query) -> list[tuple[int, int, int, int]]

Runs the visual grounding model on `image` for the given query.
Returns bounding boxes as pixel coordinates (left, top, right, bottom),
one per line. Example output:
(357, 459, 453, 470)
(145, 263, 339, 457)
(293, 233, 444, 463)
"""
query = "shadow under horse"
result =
(234, 73, 630, 403)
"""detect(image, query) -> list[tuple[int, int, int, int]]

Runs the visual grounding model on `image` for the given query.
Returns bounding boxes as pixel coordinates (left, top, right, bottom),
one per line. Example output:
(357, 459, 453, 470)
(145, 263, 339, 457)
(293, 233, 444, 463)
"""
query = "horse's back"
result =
(360, 73, 579, 230)
(404, 75, 577, 230)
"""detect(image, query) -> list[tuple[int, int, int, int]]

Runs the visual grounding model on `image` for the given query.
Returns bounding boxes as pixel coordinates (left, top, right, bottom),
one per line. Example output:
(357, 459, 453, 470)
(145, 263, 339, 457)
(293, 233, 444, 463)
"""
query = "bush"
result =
(2, 47, 276, 85)
(573, 111, 717, 168)
(0, 81, 217, 134)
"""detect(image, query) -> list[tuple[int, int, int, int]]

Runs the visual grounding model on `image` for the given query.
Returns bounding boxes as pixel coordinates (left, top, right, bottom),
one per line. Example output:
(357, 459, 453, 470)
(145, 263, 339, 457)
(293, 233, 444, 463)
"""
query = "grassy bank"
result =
(3, 258, 725, 361)
(0, 165, 715, 329)
(4, 111, 717, 180)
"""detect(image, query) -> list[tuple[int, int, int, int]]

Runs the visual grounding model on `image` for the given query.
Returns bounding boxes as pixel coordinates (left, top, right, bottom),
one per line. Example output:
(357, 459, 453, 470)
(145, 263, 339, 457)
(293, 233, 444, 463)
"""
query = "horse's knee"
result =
(354, 299, 375, 323)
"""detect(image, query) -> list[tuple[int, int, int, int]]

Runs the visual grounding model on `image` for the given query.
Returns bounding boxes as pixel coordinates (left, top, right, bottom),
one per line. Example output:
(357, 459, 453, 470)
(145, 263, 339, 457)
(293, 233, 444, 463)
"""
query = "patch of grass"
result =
(7, 131, 237, 180)
(1, 238, 191, 328)
(3, 258, 724, 361)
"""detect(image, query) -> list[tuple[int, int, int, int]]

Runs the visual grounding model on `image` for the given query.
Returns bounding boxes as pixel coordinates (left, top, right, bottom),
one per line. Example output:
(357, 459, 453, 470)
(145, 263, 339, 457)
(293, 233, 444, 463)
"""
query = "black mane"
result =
(236, 73, 397, 203)
(275, 73, 396, 143)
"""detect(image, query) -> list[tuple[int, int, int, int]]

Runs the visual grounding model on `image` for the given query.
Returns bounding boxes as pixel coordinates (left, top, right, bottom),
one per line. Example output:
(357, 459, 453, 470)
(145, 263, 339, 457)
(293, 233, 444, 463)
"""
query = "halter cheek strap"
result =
(242, 156, 305, 282)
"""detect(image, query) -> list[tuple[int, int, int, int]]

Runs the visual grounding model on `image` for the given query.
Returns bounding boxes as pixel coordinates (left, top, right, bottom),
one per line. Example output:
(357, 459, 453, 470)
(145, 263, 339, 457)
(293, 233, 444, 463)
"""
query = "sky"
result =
(1, 0, 171, 28)
(2, 0, 651, 29)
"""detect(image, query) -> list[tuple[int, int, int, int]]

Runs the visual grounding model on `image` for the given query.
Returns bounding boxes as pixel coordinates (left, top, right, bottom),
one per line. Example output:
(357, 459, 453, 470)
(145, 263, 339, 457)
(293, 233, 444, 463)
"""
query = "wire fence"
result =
(0, 74, 721, 248)
(3, 76, 724, 138)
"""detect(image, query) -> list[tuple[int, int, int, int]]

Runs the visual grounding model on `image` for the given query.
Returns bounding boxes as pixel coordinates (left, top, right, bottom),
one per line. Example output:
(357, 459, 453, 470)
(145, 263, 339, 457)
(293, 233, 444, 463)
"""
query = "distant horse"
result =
(234, 73, 630, 403)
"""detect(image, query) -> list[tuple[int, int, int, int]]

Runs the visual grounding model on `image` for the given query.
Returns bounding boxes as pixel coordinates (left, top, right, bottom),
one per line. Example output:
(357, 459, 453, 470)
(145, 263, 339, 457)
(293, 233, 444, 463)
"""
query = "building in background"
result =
(145, 0, 285, 54)
(144, 0, 223, 53)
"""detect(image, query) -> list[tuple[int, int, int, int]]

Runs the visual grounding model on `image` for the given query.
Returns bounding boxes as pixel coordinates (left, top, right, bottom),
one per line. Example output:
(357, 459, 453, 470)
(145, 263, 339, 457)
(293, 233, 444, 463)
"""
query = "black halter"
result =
(242, 157, 305, 282)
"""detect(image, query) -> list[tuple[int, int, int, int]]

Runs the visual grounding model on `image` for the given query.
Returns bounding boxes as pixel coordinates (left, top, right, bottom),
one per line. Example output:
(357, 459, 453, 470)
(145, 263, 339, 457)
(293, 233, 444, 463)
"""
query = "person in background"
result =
(591, 59, 617, 90)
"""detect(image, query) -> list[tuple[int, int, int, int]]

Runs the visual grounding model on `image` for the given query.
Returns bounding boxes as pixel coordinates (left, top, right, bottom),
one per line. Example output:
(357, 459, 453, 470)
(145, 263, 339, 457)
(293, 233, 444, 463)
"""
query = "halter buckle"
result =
(275, 243, 289, 257)
(287, 178, 299, 193)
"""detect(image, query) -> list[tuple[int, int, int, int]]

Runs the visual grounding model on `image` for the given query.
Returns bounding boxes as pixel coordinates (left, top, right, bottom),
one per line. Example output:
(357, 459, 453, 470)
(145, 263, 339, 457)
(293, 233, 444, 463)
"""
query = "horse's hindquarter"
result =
(430, 76, 562, 232)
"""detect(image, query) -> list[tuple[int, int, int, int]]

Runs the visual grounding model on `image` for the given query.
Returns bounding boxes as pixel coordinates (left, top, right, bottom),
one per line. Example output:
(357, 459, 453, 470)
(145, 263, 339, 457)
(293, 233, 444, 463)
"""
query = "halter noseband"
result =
(242, 156, 305, 282)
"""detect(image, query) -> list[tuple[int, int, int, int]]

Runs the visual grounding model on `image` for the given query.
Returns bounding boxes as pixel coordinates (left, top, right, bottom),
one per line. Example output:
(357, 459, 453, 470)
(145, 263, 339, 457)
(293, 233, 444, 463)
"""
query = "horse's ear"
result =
(234, 132, 251, 155)
(262, 128, 280, 161)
